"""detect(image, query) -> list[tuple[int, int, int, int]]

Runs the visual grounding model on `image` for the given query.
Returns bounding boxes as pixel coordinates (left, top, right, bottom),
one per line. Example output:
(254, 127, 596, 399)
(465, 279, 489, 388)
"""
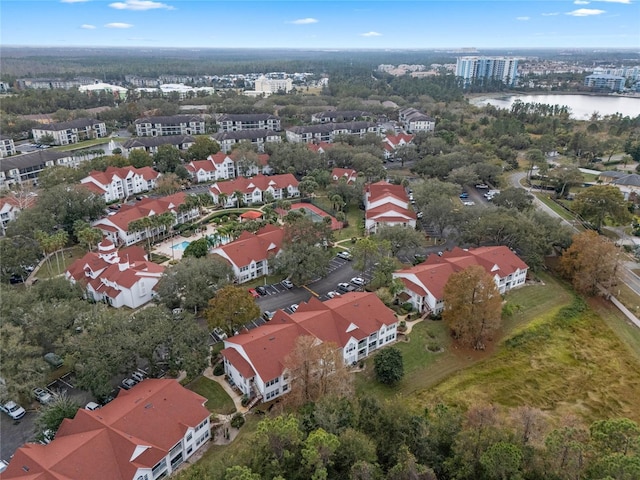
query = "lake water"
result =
(470, 94, 640, 120)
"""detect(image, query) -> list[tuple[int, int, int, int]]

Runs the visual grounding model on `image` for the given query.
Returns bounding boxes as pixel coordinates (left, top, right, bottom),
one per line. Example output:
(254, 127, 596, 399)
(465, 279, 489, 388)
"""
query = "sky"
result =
(1, 0, 639, 50)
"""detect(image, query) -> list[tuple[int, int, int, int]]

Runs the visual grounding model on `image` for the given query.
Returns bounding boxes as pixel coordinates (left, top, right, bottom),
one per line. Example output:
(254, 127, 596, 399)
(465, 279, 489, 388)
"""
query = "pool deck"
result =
(152, 223, 220, 263)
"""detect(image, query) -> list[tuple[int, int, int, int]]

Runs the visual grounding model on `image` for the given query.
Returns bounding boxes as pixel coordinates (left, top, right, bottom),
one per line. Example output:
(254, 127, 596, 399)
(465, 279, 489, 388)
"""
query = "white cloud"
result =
(542, 12, 560, 16)
(80, 24, 96, 29)
(566, 8, 606, 15)
(105, 22, 134, 28)
(109, 0, 174, 11)
(516, 16, 530, 20)
(361, 31, 382, 37)
(574, 0, 590, 4)
(288, 18, 318, 25)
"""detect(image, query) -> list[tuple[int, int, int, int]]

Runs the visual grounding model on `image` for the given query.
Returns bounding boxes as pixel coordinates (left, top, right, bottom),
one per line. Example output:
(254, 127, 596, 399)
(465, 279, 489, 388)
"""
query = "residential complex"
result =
(0, 150, 75, 187)
(397, 108, 435, 133)
(208, 173, 299, 208)
(0, 136, 17, 158)
(393, 246, 528, 314)
(122, 135, 196, 156)
(80, 166, 161, 203)
(185, 152, 271, 183)
(455, 56, 519, 87)
(217, 114, 281, 132)
(93, 192, 200, 246)
(311, 110, 372, 123)
(584, 74, 626, 92)
(2, 379, 210, 480)
(134, 115, 205, 137)
(221, 292, 398, 403)
(364, 180, 416, 234)
(212, 130, 282, 153)
(285, 122, 380, 144)
(66, 238, 164, 309)
(211, 224, 284, 283)
(32, 118, 107, 146)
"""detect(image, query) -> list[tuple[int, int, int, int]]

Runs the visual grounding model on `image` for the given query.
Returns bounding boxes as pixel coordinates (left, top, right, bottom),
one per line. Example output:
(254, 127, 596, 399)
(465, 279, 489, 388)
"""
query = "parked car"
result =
(0, 459, 9, 473)
(44, 352, 64, 369)
(350, 277, 366, 286)
(131, 371, 145, 383)
(462, 201, 475, 206)
(326, 291, 341, 298)
(337, 282, 356, 293)
(121, 378, 137, 390)
(289, 303, 299, 313)
(85, 402, 100, 411)
(255, 286, 268, 296)
(33, 387, 53, 405)
(248, 288, 260, 299)
(459, 192, 469, 199)
(262, 310, 275, 321)
(416, 211, 423, 219)
(213, 327, 228, 340)
(0, 400, 26, 420)
(336, 251, 352, 261)
(281, 279, 294, 289)
(475, 184, 489, 189)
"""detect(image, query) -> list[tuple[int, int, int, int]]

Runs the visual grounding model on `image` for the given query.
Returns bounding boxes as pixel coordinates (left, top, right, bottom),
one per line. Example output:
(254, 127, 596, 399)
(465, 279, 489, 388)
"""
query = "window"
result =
(186, 433, 192, 442)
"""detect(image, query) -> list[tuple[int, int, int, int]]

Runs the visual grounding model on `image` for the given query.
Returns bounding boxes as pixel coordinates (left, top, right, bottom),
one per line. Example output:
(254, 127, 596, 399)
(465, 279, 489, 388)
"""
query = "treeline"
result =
(176, 396, 640, 480)
(1, 87, 115, 115)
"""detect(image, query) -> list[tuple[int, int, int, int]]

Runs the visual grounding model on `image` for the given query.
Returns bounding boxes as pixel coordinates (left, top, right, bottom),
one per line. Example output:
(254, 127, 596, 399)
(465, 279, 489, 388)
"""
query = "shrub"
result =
(230, 413, 245, 429)
(213, 362, 225, 376)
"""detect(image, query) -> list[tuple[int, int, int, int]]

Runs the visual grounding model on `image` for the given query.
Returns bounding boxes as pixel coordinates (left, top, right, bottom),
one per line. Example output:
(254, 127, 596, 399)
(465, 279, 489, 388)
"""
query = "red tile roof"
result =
(1, 380, 209, 480)
(212, 224, 284, 268)
(307, 142, 333, 153)
(366, 180, 409, 204)
(94, 192, 187, 232)
(84, 165, 160, 186)
(385, 133, 414, 147)
(239, 210, 263, 220)
(224, 292, 397, 382)
(365, 203, 416, 221)
(331, 168, 358, 184)
(210, 174, 298, 197)
(396, 246, 528, 300)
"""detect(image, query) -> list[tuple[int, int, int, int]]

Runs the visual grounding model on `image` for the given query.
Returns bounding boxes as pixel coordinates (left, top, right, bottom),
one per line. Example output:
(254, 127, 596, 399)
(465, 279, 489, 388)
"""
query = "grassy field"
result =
(410, 279, 640, 424)
(355, 272, 573, 401)
(187, 376, 237, 415)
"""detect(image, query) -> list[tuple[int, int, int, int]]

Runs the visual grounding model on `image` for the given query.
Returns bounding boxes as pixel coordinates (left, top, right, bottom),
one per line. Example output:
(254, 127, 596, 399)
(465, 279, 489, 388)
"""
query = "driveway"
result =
(1, 409, 37, 463)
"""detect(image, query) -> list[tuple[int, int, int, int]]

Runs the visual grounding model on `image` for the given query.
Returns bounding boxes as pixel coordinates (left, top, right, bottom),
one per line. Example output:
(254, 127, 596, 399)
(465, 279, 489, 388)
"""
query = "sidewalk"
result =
(202, 366, 248, 415)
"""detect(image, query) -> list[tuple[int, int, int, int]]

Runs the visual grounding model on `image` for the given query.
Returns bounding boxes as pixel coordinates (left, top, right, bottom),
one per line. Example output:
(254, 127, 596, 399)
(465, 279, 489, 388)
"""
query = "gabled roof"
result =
(365, 203, 416, 221)
(36, 117, 101, 132)
(134, 115, 203, 125)
(210, 174, 298, 196)
(396, 246, 528, 300)
(211, 224, 284, 268)
(213, 130, 280, 141)
(218, 113, 279, 122)
(122, 135, 195, 149)
(366, 180, 410, 204)
(287, 121, 377, 135)
(307, 142, 333, 153)
(613, 174, 640, 187)
(82, 165, 160, 186)
(2, 380, 209, 480)
(385, 133, 414, 147)
(223, 292, 397, 382)
(93, 192, 187, 232)
(331, 168, 357, 183)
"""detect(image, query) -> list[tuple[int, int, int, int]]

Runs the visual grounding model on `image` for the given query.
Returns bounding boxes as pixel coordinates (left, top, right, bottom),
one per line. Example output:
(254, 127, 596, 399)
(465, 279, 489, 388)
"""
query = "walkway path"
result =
(202, 365, 248, 415)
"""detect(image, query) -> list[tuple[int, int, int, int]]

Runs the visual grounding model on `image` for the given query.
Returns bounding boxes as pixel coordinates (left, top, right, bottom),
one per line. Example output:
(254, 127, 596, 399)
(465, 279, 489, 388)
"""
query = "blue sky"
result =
(1, 0, 639, 49)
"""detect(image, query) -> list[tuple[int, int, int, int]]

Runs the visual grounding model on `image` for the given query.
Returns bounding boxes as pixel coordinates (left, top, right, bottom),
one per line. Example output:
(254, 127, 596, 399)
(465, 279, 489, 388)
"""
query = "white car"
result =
(326, 291, 341, 298)
(281, 279, 294, 289)
(33, 387, 54, 405)
(1, 400, 26, 420)
(289, 304, 299, 312)
(416, 211, 423, 219)
(85, 402, 100, 411)
(0, 459, 9, 473)
(350, 277, 366, 286)
(462, 201, 475, 206)
(336, 251, 352, 261)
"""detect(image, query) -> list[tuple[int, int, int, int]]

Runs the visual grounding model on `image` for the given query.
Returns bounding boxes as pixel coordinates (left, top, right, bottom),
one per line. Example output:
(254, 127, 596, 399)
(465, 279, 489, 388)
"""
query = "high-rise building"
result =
(456, 56, 519, 87)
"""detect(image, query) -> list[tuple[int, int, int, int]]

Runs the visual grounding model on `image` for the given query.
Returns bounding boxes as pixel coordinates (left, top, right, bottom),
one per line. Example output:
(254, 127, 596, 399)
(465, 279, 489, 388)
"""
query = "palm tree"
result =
(35, 230, 55, 275)
(233, 190, 245, 208)
(218, 192, 229, 209)
(51, 230, 69, 274)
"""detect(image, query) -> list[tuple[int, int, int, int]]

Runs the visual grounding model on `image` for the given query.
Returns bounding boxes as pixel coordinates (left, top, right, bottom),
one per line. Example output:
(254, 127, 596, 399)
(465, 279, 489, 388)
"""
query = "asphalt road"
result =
(1, 410, 36, 463)
(508, 171, 640, 300)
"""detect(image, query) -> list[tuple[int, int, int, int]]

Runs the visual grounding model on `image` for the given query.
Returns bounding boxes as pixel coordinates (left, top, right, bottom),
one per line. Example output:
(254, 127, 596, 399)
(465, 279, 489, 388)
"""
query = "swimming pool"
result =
(172, 240, 191, 250)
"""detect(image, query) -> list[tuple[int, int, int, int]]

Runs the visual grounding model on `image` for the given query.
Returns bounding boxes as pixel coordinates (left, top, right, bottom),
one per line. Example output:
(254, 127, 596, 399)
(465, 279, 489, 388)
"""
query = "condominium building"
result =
(134, 115, 205, 137)
(584, 74, 626, 92)
(455, 56, 519, 87)
(32, 118, 107, 146)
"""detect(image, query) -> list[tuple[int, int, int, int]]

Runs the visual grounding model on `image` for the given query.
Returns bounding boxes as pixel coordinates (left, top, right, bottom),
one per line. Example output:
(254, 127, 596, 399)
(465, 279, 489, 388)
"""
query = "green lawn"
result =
(411, 280, 640, 424)
(51, 138, 110, 152)
(187, 376, 237, 415)
(36, 246, 87, 279)
(312, 196, 364, 241)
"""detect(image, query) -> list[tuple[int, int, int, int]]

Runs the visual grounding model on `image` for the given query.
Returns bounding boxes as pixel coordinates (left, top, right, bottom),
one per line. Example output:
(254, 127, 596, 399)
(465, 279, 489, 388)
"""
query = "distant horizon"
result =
(2, 1, 639, 50)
